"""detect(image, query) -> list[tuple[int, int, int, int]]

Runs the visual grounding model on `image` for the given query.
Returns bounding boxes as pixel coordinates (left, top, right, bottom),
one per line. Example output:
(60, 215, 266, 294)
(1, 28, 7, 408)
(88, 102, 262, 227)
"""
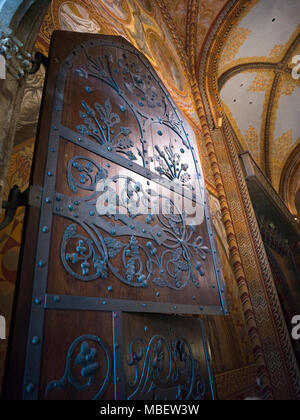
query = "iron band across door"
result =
(19, 34, 227, 400)
(44, 293, 225, 316)
(59, 125, 203, 205)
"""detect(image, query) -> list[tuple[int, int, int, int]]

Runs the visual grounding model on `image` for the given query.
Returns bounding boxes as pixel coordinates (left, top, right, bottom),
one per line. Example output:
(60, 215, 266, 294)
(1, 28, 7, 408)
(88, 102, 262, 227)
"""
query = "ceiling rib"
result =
(263, 73, 280, 180)
(218, 62, 289, 91)
(217, 31, 300, 185)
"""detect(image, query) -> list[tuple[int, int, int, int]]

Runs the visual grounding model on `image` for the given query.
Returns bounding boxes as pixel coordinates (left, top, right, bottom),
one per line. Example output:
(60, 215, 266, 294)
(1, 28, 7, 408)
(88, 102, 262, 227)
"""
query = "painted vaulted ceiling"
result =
(218, 0, 300, 194)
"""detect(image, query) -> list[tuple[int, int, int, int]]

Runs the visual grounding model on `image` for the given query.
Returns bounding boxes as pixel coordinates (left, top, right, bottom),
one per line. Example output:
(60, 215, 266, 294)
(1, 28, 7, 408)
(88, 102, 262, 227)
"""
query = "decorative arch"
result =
(279, 142, 300, 217)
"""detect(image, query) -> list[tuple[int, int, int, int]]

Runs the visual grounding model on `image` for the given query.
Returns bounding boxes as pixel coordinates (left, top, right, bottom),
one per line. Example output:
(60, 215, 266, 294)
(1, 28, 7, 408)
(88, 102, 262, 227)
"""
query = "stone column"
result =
(0, 0, 50, 210)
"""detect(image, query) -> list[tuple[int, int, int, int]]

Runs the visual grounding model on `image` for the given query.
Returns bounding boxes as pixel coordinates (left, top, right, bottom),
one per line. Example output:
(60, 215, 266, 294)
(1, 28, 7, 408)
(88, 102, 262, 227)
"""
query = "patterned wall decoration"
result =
(162, 0, 188, 48)
(279, 143, 300, 217)
(205, 232, 255, 375)
(198, 0, 300, 400)
(195, 0, 228, 67)
(35, 0, 202, 130)
(271, 73, 300, 191)
(220, 69, 275, 168)
(215, 365, 259, 400)
(218, 26, 252, 72)
(218, 0, 299, 73)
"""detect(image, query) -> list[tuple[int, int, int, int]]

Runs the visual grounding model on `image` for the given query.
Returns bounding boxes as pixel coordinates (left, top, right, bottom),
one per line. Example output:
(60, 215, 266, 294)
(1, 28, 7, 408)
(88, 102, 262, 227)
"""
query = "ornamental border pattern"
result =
(198, 0, 300, 400)
(215, 364, 258, 400)
(222, 118, 300, 399)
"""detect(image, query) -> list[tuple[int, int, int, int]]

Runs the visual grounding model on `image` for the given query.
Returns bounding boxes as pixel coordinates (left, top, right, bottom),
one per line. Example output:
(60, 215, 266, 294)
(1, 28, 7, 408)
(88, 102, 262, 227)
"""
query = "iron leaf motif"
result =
(60, 46, 211, 291)
(61, 166, 210, 289)
(45, 335, 111, 400)
(127, 335, 206, 400)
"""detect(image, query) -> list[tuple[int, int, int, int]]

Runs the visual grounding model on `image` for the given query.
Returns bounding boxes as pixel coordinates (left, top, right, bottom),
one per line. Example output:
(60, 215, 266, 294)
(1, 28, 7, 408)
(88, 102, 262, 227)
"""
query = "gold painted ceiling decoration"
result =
(36, 0, 233, 133)
(217, 0, 300, 195)
(36, 0, 202, 128)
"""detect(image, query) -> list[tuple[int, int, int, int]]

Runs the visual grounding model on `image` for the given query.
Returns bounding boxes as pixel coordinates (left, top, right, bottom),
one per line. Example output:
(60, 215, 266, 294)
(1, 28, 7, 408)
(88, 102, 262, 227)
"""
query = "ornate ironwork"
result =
(154, 139, 191, 185)
(61, 158, 209, 289)
(76, 98, 138, 162)
(45, 335, 111, 400)
(74, 48, 194, 178)
(22, 37, 224, 400)
(127, 335, 206, 400)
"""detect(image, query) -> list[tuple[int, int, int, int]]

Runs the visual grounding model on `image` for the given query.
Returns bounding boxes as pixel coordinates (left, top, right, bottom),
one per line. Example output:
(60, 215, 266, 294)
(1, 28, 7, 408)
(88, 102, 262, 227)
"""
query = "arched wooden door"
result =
(4, 32, 227, 400)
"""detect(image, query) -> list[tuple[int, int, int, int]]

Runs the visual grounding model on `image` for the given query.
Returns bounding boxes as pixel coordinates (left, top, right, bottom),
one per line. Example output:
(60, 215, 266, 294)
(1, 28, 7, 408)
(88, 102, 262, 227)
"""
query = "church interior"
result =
(0, 0, 299, 401)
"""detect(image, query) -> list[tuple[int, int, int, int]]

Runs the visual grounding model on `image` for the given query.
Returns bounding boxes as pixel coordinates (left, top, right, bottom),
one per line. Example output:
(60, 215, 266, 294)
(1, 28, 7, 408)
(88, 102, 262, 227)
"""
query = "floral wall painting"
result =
(16, 66, 45, 133)
(147, 30, 185, 94)
(59, 2, 101, 33)
(99, 0, 130, 21)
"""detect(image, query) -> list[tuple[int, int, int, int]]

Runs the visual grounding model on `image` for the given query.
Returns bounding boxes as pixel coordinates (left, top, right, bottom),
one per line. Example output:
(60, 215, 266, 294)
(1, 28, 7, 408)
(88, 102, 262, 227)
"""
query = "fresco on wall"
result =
(99, 0, 129, 21)
(36, 0, 199, 128)
(17, 66, 45, 132)
(59, 2, 102, 32)
(148, 30, 184, 93)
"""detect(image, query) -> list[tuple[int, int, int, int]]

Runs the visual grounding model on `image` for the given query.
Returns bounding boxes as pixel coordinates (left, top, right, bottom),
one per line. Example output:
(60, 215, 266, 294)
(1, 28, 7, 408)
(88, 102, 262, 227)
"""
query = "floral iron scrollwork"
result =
(45, 335, 111, 400)
(74, 47, 193, 177)
(127, 335, 206, 400)
(68, 156, 108, 199)
(61, 224, 108, 282)
(154, 139, 191, 185)
(76, 98, 138, 162)
(59, 42, 210, 293)
(62, 156, 209, 290)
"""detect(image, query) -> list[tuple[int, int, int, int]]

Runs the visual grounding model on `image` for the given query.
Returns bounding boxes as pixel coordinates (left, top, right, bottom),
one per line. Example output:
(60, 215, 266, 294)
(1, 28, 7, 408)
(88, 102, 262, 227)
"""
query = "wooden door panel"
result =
(37, 34, 227, 313)
(39, 311, 214, 401)
(41, 310, 114, 401)
(46, 154, 222, 307)
(4, 32, 226, 400)
(122, 313, 213, 401)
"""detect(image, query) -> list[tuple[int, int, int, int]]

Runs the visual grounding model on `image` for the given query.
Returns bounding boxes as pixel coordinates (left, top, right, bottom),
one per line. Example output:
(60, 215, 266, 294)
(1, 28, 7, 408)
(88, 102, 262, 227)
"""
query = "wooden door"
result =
(4, 32, 227, 400)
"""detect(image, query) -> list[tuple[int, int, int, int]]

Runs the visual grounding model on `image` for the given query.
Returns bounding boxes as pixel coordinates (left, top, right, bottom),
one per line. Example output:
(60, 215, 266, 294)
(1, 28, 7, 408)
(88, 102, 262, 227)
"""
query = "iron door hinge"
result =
(0, 185, 43, 231)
